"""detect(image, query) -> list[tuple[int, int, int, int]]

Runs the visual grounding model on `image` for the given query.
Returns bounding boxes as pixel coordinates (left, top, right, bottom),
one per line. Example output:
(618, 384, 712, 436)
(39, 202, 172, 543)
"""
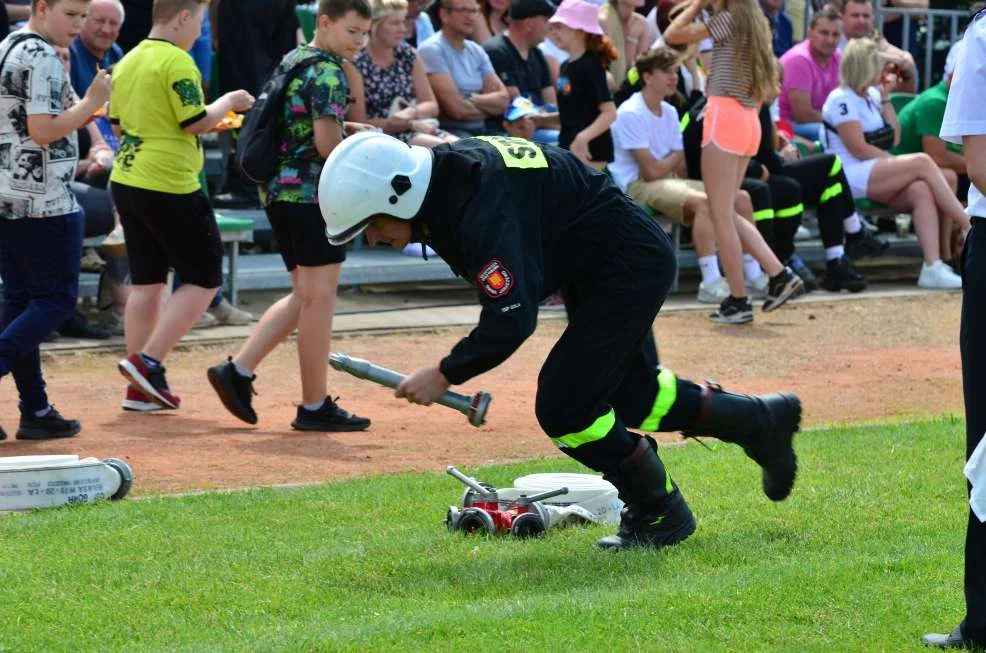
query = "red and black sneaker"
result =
(118, 353, 181, 409)
(121, 385, 166, 412)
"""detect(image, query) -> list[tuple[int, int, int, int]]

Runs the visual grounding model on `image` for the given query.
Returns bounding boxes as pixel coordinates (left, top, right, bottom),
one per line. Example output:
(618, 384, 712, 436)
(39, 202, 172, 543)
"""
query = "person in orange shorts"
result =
(664, 0, 804, 323)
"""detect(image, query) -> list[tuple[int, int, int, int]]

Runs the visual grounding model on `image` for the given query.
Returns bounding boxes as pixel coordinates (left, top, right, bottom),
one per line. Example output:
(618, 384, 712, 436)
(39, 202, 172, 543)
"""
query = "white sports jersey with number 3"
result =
(941, 13, 986, 218)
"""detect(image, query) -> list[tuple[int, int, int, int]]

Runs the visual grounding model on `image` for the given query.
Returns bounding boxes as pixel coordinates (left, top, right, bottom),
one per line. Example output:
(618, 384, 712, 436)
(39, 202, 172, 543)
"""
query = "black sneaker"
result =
(58, 311, 111, 340)
(845, 229, 889, 261)
(762, 267, 805, 312)
(709, 296, 754, 324)
(821, 255, 867, 293)
(786, 253, 818, 292)
(16, 406, 81, 440)
(291, 396, 371, 432)
(0, 424, 6, 441)
(207, 358, 258, 425)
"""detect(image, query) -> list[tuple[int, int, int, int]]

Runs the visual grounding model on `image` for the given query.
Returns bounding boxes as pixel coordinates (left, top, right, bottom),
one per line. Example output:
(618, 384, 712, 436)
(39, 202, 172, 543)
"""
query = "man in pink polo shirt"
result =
(779, 8, 841, 141)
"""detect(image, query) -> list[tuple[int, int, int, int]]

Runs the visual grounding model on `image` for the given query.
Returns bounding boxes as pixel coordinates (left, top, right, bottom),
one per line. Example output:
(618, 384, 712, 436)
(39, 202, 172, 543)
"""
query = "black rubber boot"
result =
(596, 436, 697, 551)
(685, 384, 801, 501)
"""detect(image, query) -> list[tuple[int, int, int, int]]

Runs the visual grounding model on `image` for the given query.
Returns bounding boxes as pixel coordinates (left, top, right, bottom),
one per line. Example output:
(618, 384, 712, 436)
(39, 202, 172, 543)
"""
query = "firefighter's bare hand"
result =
(396, 366, 450, 406)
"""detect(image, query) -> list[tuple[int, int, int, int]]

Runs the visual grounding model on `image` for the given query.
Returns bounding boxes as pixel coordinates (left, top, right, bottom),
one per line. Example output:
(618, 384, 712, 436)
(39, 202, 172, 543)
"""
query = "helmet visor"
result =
(326, 218, 372, 246)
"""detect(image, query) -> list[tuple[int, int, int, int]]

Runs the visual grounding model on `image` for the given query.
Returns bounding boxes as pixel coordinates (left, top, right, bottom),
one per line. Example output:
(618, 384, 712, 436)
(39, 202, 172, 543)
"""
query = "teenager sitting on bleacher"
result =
(610, 47, 792, 308)
(821, 38, 970, 289)
(351, 0, 458, 147)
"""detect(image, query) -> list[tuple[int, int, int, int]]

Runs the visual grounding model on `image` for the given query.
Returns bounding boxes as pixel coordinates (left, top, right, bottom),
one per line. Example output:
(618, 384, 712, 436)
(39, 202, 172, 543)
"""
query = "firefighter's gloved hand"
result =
(396, 365, 451, 406)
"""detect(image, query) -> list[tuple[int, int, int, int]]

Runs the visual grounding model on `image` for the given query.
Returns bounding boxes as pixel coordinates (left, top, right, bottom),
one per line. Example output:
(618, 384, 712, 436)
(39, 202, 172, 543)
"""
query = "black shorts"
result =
(111, 182, 223, 288)
(266, 201, 346, 270)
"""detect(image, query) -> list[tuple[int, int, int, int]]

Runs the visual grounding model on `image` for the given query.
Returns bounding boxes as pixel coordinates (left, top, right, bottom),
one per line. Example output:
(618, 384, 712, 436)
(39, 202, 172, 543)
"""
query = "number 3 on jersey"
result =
(476, 135, 548, 169)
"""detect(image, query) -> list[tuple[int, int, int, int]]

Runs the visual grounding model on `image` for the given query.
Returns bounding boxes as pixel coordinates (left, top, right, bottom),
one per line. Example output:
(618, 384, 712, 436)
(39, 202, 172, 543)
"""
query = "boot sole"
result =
(207, 367, 258, 425)
(762, 277, 806, 312)
(16, 425, 81, 440)
(597, 502, 697, 550)
(760, 392, 801, 501)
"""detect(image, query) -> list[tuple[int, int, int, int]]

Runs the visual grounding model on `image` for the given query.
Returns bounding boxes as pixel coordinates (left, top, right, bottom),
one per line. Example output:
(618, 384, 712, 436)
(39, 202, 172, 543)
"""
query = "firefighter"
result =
(319, 131, 803, 549)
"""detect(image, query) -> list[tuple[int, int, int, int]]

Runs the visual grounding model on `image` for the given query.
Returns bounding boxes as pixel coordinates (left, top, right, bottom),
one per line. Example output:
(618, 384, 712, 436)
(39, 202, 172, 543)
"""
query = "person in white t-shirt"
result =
(821, 38, 969, 289)
(610, 46, 793, 312)
(923, 9, 986, 650)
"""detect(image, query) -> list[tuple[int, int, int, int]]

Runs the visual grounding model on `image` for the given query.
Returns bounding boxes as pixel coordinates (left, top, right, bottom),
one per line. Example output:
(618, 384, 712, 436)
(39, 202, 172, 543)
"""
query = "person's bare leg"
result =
(734, 215, 784, 276)
(125, 284, 164, 355)
(295, 263, 342, 406)
(141, 284, 217, 361)
(869, 155, 968, 228)
(701, 144, 746, 298)
(233, 270, 302, 373)
(888, 180, 940, 265)
(685, 197, 715, 257)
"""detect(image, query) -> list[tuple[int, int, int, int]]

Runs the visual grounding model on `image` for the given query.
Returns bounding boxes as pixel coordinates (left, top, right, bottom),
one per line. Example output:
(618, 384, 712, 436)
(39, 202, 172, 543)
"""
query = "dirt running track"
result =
(0, 294, 964, 493)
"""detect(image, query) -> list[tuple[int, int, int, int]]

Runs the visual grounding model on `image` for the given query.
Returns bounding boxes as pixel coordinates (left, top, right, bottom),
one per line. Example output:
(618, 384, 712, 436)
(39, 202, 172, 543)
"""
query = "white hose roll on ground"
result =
(513, 473, 623, 525)
(0, 455, 133, 511)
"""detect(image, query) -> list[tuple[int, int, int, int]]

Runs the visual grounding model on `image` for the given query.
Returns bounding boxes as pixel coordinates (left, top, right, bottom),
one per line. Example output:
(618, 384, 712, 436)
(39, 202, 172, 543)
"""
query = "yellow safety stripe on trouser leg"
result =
(680, 112, 690, 134)
(819, 182, 843, 205)
(828, 155, 843, 177)
(640, 368, 678, 432)
(775, 203, 804, 218)
(753, 208, 775, 222)
(552, 409, 616, 449)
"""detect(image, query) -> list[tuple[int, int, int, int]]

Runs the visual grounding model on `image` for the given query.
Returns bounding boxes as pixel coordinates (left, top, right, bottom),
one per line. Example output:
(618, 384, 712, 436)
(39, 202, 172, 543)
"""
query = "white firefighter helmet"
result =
(318, 131, 434, 245)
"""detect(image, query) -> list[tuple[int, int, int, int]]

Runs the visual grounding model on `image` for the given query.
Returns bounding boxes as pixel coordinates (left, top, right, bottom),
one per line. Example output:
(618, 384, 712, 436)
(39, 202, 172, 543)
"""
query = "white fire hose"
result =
(0, 455, 133, 511)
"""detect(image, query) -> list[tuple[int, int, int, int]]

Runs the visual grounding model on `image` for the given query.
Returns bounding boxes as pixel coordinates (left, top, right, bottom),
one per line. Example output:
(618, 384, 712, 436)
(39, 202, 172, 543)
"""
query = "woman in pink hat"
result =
(549, 0, 618, 169)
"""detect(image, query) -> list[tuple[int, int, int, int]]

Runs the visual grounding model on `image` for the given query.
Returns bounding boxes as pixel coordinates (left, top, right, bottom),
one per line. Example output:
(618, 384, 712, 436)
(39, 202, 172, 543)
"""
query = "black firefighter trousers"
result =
(534, 206, 704, 478)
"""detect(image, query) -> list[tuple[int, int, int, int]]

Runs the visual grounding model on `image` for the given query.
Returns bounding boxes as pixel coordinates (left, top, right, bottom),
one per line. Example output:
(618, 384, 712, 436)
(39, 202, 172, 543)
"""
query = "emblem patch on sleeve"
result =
(477, 259, 514, 298)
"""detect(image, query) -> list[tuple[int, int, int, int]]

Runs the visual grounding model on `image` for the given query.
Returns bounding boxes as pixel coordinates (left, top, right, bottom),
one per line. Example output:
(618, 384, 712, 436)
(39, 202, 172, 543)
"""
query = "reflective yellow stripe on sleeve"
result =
(640, 368, 678, 432)
(552, 409, 616, 449)
(829, 155, 843, 177)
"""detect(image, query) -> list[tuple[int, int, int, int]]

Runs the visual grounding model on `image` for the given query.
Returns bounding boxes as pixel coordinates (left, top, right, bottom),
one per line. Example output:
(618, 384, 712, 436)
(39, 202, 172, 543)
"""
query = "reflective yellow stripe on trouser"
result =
(640, 368, 678, 432)
(753, 208, 775, 222)
(776, 203, 804, 218)
(552, 409, 616, 449)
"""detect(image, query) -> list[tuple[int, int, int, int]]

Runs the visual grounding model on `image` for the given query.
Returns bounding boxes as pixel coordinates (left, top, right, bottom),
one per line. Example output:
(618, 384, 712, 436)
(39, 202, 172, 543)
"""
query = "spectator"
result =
(892, 39, 968, 200)
(351, 0, 457, 147)
(880, 0, 925, 56)
(483, 0, 560, 139)
(117, 0, 152, 52)
(759, 0, 792, 57)
(500, 94, 538, 137)
(206, 0, 373, 432)
(778, 8, 841, 141)
(0, 0, 107, 439)
(600, 0, 649, 85)
(548, 0, 617, 168)
(839, 0, 916, 93)
(665, 0, 804, 324)
(69, 0, 123, 96)
(821, 38, 969, 288)
(472, 0, 509, 41)
(111, 0, 256, 411)
(405, 0, 436, 45)
(648, 0, 706, 107)
(419, 0, 509, 136)
(610, 48, 792, 305)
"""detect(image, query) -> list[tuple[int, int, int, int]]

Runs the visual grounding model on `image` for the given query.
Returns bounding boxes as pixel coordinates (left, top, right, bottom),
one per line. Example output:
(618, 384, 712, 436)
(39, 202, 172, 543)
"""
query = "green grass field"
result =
(0, 418, 971, 653)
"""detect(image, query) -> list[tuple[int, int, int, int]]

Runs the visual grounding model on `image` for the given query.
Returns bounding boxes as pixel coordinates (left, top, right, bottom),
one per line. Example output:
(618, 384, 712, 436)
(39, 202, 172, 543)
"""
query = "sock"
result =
(140, 352, 162, 368)
(303, 400, 325, 411)
(844, 213, 862, 235)
(743, 254, 762, 282)
(698, 255, 721, 284)
(233, 362, 253, 378)
(825, 245, 845, 261)
(34, 405, 52, 418)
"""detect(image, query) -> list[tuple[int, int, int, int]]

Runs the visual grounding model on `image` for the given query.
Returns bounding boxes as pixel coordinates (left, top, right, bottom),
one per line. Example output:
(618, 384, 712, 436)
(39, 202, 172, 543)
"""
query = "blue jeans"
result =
(0, 212, 83, 412)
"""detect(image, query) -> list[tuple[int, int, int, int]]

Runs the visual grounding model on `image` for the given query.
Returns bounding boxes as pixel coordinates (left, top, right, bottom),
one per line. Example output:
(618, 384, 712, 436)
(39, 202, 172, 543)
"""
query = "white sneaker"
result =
(208, 297, 254, 326)
(795, 225, 812, 241)
(192, 311, 219, 330)
(697, 277, 729, 303)
(917, 260, 962, 290)
(746, 274, 769, 300)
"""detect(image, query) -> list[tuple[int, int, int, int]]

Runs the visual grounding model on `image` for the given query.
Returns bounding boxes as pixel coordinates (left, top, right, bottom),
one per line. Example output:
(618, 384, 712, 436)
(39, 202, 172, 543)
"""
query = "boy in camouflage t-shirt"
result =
(207, 0, 375, 432)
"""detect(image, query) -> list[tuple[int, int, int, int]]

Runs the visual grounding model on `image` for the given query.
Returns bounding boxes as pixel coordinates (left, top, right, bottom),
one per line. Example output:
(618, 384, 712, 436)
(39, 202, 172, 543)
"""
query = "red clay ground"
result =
(0, 294, 963, 493)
